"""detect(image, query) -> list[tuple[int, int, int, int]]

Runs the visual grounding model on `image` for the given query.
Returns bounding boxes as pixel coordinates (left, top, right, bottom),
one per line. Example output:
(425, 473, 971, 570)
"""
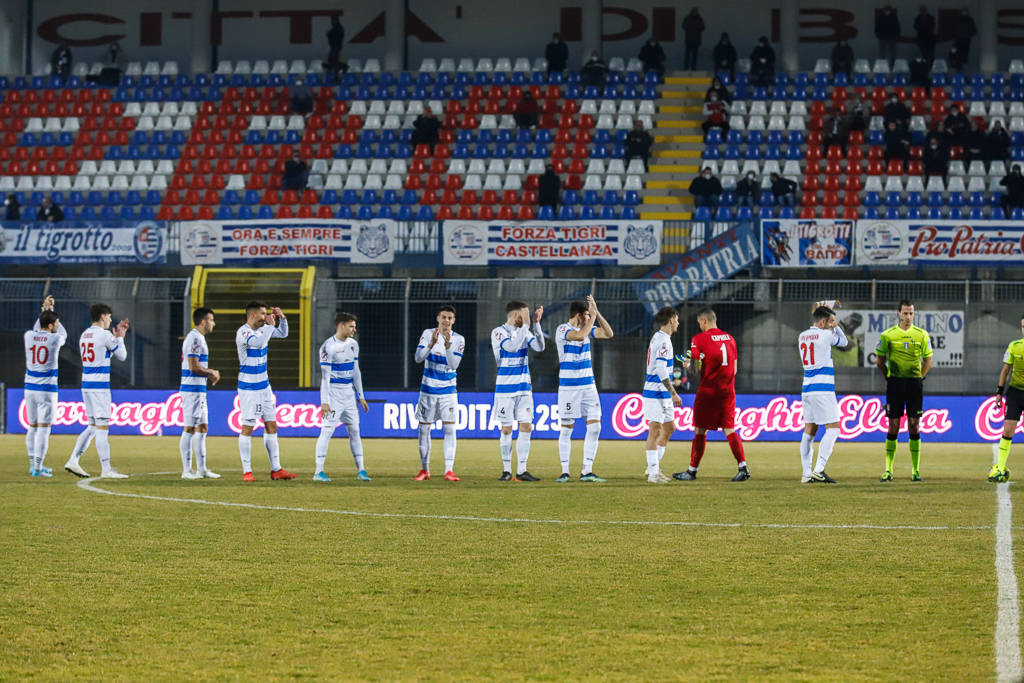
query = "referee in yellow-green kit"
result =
(875, 299, 933, 482)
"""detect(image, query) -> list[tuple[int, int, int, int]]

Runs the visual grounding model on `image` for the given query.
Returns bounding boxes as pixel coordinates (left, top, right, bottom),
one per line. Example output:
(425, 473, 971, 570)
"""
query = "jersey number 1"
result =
(31, 345, 49, 365)
(80, 343, 95, 363)
(720, 343, 728, 366)
(800, 342, 815, 366)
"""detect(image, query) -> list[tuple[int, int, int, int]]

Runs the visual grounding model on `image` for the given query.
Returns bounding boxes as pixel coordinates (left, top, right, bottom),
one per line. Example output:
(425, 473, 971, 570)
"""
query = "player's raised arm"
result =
(270, 307, 289, 338)
(592, 297, 614, 339)
(108, 321, 129, 362)
(529, 306, 545, 352)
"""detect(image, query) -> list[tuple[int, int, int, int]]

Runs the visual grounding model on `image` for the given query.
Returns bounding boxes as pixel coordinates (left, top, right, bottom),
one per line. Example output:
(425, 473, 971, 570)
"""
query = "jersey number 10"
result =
(30, 345, 50, 365)
(800, 342, 815, 367)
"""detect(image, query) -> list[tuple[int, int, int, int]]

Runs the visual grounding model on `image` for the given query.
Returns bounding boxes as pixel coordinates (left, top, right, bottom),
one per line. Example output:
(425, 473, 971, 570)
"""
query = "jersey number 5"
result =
(800, 342, 815, 367)
(80, 343, 95, 363)
(31, 345, 50, 365)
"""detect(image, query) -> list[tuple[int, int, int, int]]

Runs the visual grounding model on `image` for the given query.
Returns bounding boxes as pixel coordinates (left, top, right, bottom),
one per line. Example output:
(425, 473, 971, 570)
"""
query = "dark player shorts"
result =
(693, 389, 736, 430)
(1005, 387, 1024, 422)
(885, 377, 924, 420)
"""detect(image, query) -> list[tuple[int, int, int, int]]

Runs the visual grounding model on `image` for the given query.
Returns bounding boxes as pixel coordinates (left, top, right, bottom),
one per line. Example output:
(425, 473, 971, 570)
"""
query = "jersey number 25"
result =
(80, 343, 95, 363)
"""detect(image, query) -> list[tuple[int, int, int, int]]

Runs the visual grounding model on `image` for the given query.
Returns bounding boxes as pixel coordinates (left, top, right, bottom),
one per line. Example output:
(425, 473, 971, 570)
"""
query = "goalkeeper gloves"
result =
(675, 351, 692, 364)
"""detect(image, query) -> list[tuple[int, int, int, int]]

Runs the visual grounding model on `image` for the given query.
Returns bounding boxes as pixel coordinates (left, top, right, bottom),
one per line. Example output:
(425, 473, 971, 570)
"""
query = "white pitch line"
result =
(993, 442, 1023, 683)
(76, 473, 993, 532)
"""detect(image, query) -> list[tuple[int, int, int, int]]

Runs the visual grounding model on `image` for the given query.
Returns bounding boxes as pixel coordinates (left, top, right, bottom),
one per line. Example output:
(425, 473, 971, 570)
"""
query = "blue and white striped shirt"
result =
(642, 330, 674, 399)
(556, 323, 596, 389)
(180, 328, 210, 393)
(490, 321, 545, 397)
(79, 325, 127, 392)
(24, 319, 67, 393)
(235, 318, 288, 392)
(319, 334, 363, 403)
(415, 328, 465, 396)
(799, 325, 848, 394)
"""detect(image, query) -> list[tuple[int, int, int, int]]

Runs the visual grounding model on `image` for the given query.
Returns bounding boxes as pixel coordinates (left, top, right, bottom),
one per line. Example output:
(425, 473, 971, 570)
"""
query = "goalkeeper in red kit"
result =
(672, 307, 750, 481)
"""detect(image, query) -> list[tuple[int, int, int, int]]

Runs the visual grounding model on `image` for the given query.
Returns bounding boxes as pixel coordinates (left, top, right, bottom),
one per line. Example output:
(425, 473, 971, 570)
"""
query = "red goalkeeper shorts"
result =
(693, 389, 736, 430)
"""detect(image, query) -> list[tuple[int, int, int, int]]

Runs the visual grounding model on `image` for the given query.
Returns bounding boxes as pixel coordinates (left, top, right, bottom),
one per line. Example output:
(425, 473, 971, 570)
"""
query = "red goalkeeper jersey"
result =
(690, 328, 738, 395)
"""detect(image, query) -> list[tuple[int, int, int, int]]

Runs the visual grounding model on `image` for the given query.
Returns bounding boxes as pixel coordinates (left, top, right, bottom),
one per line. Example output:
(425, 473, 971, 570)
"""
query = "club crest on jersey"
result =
(904, 342, 910, 349)
(356, 223, 390, 259)
(622, 224, 658, 260)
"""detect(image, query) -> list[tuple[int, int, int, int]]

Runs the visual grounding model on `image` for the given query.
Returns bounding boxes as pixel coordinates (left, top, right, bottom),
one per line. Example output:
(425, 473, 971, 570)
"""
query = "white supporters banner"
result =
(441, 220, 662, 266)
(179, 220, 396, 265)
(760, 219, 854, 267)
(831, 309, 964, 369)
(855, 220, 1024, 266)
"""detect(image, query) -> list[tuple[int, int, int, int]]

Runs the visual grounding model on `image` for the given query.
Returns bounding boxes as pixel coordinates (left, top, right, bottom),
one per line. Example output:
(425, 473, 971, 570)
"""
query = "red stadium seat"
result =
(436, 206, 454, 220)
(478, 205, 495, 220)
(177, 206, 195, 220)
(843, 176, 862, 192)
(201, 190, 220, 205)
(460, 190, 479, 206)
(886, 159, 904, 175)
(800, 206, 817, 218)
(516, 205, 535, 220)
(802, 176, 820, 192)
(317, 205, 334, 218)
(197, 206, 215, 220)
(456, 206, 475, 219)
(842, 191, 860, 206)
(821, 207, 838, 218)
(276, 205, 294, 219)
(824, 160, 842, 175)
(500, 190, 519, 205)
(821, 191, 840, 207)
(842, 207, 860, 219)
(823, 176, 841, 192)
(481, 190, 499, 205)
(800, 191, 819, 206)
(425, 174, 443, 190)
(444, 175, 462, 190)
(404, 175, 422, 190)
(865, 159, 884, 175)
(498, 206, 516, 220)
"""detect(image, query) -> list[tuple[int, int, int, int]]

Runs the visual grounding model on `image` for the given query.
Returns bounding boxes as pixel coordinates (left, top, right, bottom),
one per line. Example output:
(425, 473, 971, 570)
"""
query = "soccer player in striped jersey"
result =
(413, 306, 465, 482)
(642, 306, 681, 483)
(24, 295, 66, 477)
(179, 307, 221, 480)
(990, 315, 1024, 483)
(490, 300, 545, 481)
(64, 303, 130, 479)
(314, 312, 370, 482)
(235, 300, 296, 481)
(555, 295, 614, 483)
(797, 303, 850, 483)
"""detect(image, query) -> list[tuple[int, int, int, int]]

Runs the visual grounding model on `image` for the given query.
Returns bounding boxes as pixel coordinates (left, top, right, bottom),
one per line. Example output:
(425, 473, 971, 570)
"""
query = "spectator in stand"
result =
(987, 120, 1011, 163)
(538, 164, 561, 212)
(735, 172, 761, 208)
(682, 9, 705, 71)
(581, 52, 610, 88)
(105, 41, 125, 70)
(922, 136, 949, 177)
(282, 152, 309, 190)
(639, 38, 667, 78)
(952, 8, 977, 63)
(290, 79, 313, 115)
(831, 39, 854, 78)
(50, 43, 72, 82)
(884, 121, 911, 163)
(712, 33, 738, 80)
(40, 197, 64, 222)
(926, 120, 952, 149)
(690, 167, 723, 211)
(823, 107, 852, 154)
(963, 119, 987, 165)
(847, 100, 868, 132)
(750, 37, 775, 88)
(411, 107, 441, 153)
(4, 193, 20, 221)
(701, 91, 730, 140)
(704, 77, 733, 104)
(909, 54, 931, 87)
(883, 93, 911, 131)
(943, 103, 970, 145)
(948, 44, 966, 72)
(913, 6, 936, 65)
(625, 120, 654, 171)
(323, 16, 347, 80)
(545, 33, 569, 76)
(513, 92, 540, 129)
(769, 173, 798, 207)
(875, 6, 901, 66)
(1001, 164, 1024, 214)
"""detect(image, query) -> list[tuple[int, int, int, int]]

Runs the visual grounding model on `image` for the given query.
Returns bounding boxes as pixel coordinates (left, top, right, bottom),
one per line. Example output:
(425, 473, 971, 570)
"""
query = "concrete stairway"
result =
(641, 71, 712, 223)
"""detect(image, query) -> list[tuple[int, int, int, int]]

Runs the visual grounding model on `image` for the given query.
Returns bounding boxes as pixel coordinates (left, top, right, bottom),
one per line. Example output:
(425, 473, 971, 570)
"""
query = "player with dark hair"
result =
(179, 307, 221, 479)
(314, 312, 370, 482)
(674, 307, 749, 481)
(797, 301, 850, 483)
(413, 305, 465, 481)
(989, 314, 1024, 482)
(876, 299, 932, 482)
(642, 306, 682, 483)
(24, 296, 67, 477)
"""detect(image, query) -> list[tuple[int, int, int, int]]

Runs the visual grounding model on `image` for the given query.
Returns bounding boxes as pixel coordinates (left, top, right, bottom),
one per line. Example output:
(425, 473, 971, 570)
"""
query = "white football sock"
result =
(645, 449, 659, 474)
(657, 445, 665, 462)
(442, 423, 456, 472)
(70, 425, 95, 463)
(582, 422, 601, 475)
(179, 431, 192, 472)
(815, 428, 840, 473)
(418, 423, 432, 470)
(315, 425, 332, 473)
(95, 429, 111, 471)
(499, 432, 513, 472)
(35, 427, 51, 470)
(558, 426, 572, 473)
(264, 432, 281, 471)
(800, 432, 814, 477)
(238, 434, 252, 472)
(348, 425, 364, 471)
(516, 431, 532, 474)
(26, 427, 37, 470)
(193, 432, 207, 472)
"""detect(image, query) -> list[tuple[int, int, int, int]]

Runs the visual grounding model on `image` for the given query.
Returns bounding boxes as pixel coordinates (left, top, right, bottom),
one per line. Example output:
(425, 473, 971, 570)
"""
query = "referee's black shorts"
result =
(885, 377, 924, 420)
(1005, 387, 1024, 423)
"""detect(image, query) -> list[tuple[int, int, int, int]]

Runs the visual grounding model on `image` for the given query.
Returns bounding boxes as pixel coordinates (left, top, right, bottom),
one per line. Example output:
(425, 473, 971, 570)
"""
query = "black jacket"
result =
(683, 14, 705, 43)
(639, 43, 666, 69)
(875, 10, 901, 40)
(884, 128, 910, 156)
(545, 41, 569, 70)
(736, 177, 760, 199)
(922, 144, 949, 174)
(987, 129, 1011, 160)
(625, 130, 653, 156)
(883, 102, 910, 127)
(713, 40, 737, 68)
(283, 159, 308, 181)
(770, 177, 797, 197)
(751, 44, 775, 70)
(689, 175, 723, 199)
(4, 196, 20, 221)
(704, 85, 733, 104)
(538, 171, 560, 206)
(909, 58, 930, 87)
(913, 13, 935, 45)
(831, 44, 854, 71)
(40, 204, 64, 222)
(412, 115, 441, 144)
(1001, 173, 1024, 202)
(327, 23, 344, 52)
(953, 16, 977, 43)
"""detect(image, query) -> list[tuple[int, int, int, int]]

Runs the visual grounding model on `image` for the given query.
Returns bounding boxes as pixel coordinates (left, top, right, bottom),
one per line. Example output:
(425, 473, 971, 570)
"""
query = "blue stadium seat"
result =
(341, 190, 359, 205)
(863, 207, 880, 219)
(335, 206, 352, 219)
(125, 191, 142, 206)
(579, 206, 597, 219)
(138, 207, 156, 220)
(558, 205, 576, 220)
(906, 207, 922, 219)
(376, 206, 393, 218)
(715, 206, 733, 220)
(401, 190, 418, 205)
(581, 190, 600, 206)
(221, 191, 239, 206)
(905, 192, 922, 208)
(257, 206, 274, 219)
(537, 205, 555, 220)
(759, 206, 776, 219)
(948, 207, 965, 219)
(100, 207, 117, 220)
(693, 207, 713, 221)
(621, 206, 638, 219)
(927, 207, 944, 219)
(884, 192, 903, 207)
(357, 205, 374, 219)
(217, 206, 234, 219)
(884, 207, 902, 219)
(968, 208, 986, 220)
(601, 191, 619, 206)
(736, 206, 754, 220)
(396, 206, 415, 221)
(599, 206, 618, 219)
(237, 206, 254, 219)
(623, 190, 639, 206)
(242, 190, 260, 205)
(779, 207, 797, 218)
(562, 190, 579, 206)
(119, 206, 136, 220)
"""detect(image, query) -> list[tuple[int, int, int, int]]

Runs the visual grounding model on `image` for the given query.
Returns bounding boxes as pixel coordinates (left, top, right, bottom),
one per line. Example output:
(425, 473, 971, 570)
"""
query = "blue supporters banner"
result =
(441, 220, 662, 266)
(760, 219, 854, 267)
(0, 221, 166, 264)
(178, 219, 396, 265)
(634, 222, 759, 314)
(7, 388, 1014, 443)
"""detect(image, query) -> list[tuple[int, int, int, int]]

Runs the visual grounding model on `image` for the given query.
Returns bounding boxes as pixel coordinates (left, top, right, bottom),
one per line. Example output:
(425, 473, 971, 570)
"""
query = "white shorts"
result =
(322, 391, 360, 429)
(643, 396, 675, 424)
(801, 392, 840, 426)
(239, 388, 277, 426)
(25, 390, 57, 425)
(557, 386, 602, 422)
(82, 390, 111, 425)
(493, 394, 534, 426)
(181, 391, 209, 428)
(415, 393, 458, 424)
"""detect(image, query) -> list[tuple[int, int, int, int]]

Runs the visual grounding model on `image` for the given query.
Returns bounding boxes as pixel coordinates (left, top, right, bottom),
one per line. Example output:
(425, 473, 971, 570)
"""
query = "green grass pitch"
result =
(0, 434, 1016, 681)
